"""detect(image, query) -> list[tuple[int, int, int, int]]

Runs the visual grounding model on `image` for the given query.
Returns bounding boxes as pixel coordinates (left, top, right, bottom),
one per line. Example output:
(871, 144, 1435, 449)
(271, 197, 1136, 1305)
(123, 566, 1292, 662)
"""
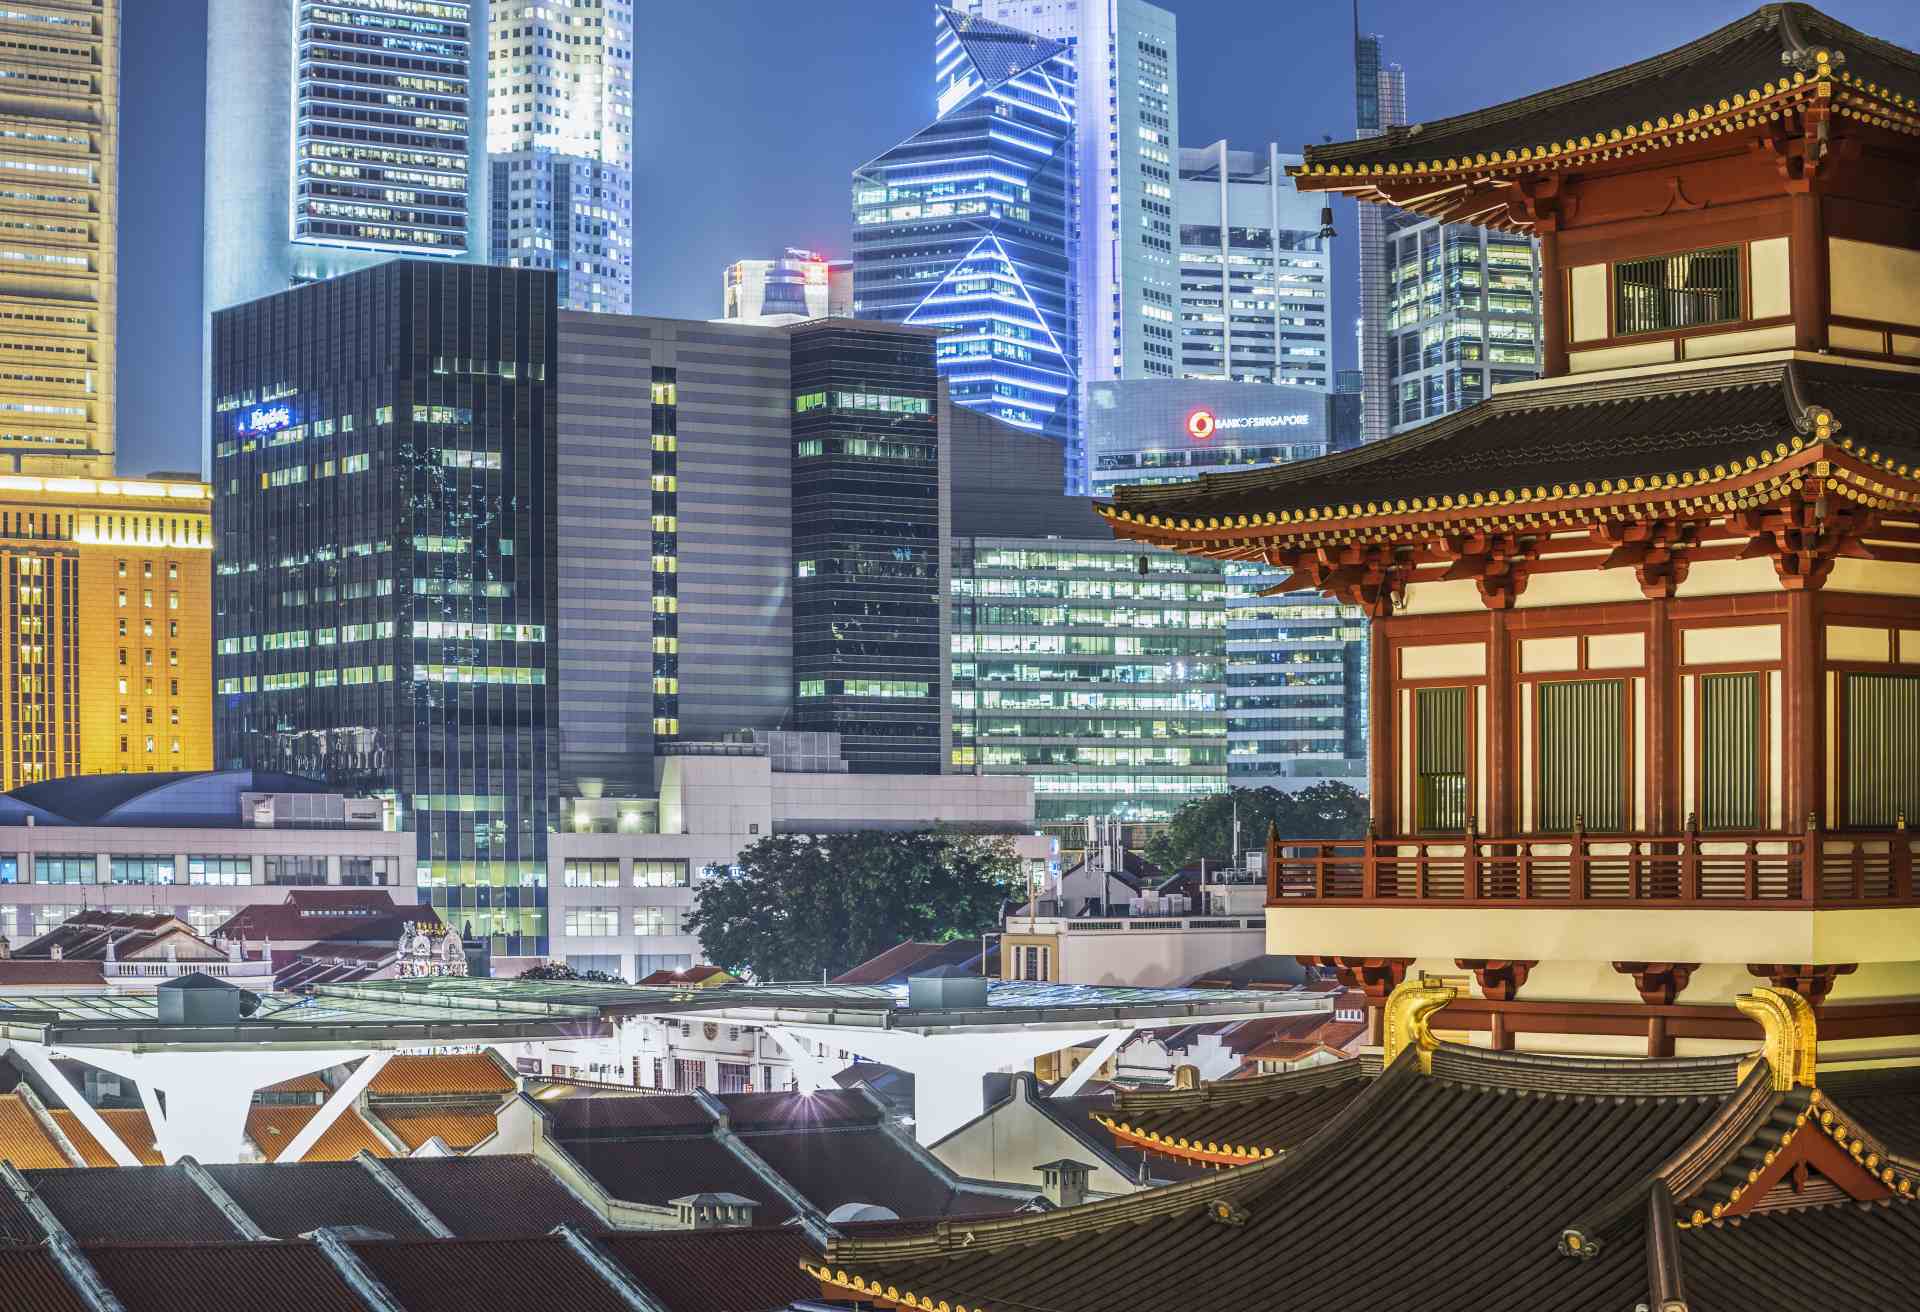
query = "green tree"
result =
(1144, 783, 1371, 872)
(518, 961, 628, 985)
(685, 831, 1022, 982)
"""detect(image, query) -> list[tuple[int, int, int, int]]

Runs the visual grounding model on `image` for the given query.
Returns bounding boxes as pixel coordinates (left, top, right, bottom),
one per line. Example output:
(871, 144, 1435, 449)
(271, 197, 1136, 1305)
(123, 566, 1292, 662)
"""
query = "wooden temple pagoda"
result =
(802, 8, 1920, 1307)
(1092, 1, 1920, 1061)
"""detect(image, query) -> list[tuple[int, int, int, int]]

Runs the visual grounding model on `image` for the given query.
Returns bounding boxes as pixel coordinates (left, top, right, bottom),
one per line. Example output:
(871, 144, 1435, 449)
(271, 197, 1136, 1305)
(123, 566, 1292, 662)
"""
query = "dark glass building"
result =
(211, 261, 560, 959)
(789, 321, 944, 773)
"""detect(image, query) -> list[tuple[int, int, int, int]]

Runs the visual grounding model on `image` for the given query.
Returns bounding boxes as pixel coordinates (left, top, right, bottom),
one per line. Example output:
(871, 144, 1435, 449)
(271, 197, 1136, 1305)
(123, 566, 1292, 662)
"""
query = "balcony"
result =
(100, 959, 276, 982)
(1267, 830, 1919, 909)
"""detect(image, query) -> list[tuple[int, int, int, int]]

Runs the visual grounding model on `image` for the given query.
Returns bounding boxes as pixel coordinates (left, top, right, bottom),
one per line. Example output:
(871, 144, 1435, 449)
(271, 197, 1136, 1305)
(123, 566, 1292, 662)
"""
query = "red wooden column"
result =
(1368, 621, 1393, 832)
(1486, 608, 1514, 836)
(1538, 224, 1569, 378)
(1646, 598, 1676, 833)
(1784, 588, 1822, 833)
(1787, 122, 1829, 353)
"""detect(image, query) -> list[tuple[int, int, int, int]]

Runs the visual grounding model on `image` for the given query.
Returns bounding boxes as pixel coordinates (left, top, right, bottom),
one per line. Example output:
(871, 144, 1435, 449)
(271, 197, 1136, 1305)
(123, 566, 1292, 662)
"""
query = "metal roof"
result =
(318, 977, 1332, 1035)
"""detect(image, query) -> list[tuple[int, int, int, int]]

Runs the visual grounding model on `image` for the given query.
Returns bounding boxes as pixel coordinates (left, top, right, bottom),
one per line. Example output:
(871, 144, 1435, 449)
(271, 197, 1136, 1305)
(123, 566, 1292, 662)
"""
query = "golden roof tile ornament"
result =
(1733, 984, 1818, 1091)
(1380, 975, 1456, 1074)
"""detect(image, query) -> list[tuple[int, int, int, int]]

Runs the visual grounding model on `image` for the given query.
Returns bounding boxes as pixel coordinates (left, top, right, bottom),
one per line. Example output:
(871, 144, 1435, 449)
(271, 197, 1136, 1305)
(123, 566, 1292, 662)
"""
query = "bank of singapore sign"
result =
(1186, 407, 1311, 440)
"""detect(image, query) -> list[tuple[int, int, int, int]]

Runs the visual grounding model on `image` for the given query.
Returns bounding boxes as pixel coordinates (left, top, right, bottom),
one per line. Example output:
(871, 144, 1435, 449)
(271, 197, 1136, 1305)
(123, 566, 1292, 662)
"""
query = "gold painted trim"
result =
(1380, 976, 1457, 1075)
(1733, 985, 1818, 1091)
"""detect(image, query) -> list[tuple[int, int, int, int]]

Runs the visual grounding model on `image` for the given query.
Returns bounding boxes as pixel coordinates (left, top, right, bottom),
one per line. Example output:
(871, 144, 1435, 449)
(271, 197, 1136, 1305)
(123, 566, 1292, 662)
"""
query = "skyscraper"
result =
(1353, 24, 1403, 445)
(0, 0, 118, 477)
(486, 0, 634, 314)
(211, 261, 558, 965)
(202, 0, 491, 470)
(0, 474, 213, 789)
(852, 8, 1079, 459)
(955, 1, 1181, 389)
(722, 249, 852, 323)
(790, 321, 946, 774)
(1175, 143, 1332, 388)
(1352, 22, 1542, 436)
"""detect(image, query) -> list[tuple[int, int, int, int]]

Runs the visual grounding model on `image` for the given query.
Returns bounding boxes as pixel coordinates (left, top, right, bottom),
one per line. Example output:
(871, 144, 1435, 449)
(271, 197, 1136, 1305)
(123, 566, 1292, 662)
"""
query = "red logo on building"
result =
(1186, 407, 1216, 440)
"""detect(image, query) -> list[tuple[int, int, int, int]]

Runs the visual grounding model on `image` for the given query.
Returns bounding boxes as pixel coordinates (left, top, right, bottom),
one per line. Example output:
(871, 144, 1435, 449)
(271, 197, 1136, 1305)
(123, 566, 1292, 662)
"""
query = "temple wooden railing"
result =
(1268, 830, 1917, 908)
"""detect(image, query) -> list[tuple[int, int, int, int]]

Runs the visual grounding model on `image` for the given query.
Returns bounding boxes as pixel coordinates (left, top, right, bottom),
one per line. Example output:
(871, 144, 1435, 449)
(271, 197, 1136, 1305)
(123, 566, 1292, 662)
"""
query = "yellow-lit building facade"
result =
(0, 476, 210, 788)
(0, 0, 118, 477)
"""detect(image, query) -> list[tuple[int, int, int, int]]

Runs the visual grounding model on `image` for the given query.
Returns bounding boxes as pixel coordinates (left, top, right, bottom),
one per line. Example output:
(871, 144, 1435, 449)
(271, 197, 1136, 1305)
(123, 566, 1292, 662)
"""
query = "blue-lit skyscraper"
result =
(852, 7, 1078, 464)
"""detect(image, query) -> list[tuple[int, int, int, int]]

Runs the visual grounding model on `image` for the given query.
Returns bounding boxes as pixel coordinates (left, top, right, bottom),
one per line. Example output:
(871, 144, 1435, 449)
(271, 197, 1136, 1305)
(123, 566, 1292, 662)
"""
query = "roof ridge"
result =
(1112, 1056, 1368, 1112)
(821, 1054, 1421, 1266)
(1307, 5, 1788, 166)
(1428, 1042, 1747, 1097)
(1105, 358, 1799, 510)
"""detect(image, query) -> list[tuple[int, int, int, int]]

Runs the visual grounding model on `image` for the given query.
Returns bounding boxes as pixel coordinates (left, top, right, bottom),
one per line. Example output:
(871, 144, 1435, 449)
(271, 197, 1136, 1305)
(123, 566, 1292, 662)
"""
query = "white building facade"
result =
(1175, 142, 1333, 388)
(548, 747, 1049, 982)
(486, 0, 634, 313)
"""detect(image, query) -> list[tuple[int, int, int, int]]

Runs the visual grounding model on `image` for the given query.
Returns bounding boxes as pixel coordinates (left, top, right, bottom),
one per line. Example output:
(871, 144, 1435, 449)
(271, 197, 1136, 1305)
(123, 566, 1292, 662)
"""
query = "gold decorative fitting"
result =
(1734, 985, 1818, 1091)
(1381, 975, 1456, 1075)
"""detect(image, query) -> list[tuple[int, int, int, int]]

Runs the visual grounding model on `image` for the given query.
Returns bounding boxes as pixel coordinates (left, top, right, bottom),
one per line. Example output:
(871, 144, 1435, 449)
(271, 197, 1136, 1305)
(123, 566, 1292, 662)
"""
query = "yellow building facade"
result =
(0, 475, 210, 788)
(0, 0, 118, 477)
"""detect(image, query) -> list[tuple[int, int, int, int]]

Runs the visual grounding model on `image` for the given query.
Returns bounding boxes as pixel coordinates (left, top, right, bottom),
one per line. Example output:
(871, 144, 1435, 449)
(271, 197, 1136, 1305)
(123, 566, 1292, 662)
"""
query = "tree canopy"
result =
(685, 830, 1023, 982)
(1144, 782, 1370, 873)
(518, 961, 628, 985)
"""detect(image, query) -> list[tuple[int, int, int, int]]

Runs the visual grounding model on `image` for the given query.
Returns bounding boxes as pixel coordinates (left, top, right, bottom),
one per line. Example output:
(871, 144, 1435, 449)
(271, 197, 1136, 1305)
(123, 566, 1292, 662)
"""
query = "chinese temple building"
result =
(1099, 1, 1920, 1062)
(804, 6, 1920, 1308)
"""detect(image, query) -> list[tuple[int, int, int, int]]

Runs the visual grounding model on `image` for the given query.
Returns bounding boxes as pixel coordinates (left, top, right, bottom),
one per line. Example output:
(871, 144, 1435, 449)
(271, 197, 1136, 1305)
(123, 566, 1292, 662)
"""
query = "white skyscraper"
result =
(202, 0, 491, 470)
(486, 0, 634, 314)
(953, 0, 1180, 488)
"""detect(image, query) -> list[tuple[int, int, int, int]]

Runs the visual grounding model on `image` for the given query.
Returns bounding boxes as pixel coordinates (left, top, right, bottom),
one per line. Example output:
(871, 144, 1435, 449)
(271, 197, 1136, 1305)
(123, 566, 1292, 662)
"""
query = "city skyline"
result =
(120, 0, 1917, 478)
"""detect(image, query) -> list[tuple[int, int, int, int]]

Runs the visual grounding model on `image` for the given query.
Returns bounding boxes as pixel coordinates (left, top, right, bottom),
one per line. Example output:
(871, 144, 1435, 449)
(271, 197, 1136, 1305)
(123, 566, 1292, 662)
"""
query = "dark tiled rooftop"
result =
(1106, 1060, 1373, 1157)
(84, 1241, 368, 1312)
(352, 1235, 634, 1312)
(0, 1248, 89, 1311)
(603, 1228, 823, 1312)
(204, 1160, 433, 1240)
(720, 1089, 875, 1129)
(1817, 1066, 1920, 1158)
(1677, 1200, 1920, 1311)
(1305, 5, 1920, 172)
(825, 1048, 1742, 1312)
(1106, 361, 1920, 526)
(379, 1155, 600, 1238)
(739, 1124, 1007, 1221)
(542, 1093, 711, 1136)
(26, 1165, 244, 1243)
(556, 1136, 795, 1223)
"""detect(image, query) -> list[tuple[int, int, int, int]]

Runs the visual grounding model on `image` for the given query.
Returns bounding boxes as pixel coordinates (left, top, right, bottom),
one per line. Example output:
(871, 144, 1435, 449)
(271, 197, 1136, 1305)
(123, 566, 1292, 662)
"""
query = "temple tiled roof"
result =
(599, 1228, 823, 1312)
(84, 1241, 369, 1312)
(52, 1109, 163, 1167)
(26, 1165, 247, 1243)
(203, 1161, 436, 1241)
(371, 1107, 500, 1152)
(367, 1053, 514, 1097)
(1300, 6, 1920, 179)
(245, 1106, 393, 1162)
(1814, 1066, 1920, 1157)
(0, 1095, 70, 1170)
(379, 1156, 603, 1239)
(1102, 359, 1920, 535)
(351, 1235, 636, 1312)
(0, 1248, 89, 1310)
(1097, 1060, 1373, 1165)
(813, 1040, 1920, 1312)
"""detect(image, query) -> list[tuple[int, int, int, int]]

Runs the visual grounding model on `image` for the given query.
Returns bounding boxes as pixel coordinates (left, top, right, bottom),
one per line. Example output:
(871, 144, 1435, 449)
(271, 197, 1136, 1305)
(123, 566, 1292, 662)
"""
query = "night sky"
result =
(120, 0, 1919, 476)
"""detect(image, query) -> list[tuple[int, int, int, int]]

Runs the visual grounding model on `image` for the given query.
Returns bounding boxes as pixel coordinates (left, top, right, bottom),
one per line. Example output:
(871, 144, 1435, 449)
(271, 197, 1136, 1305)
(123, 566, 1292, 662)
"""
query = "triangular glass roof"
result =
(937, 5, 1068, 89)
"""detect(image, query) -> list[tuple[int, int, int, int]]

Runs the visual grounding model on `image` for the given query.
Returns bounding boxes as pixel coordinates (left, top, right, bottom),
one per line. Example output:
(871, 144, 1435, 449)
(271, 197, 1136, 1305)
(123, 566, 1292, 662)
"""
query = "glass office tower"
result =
(852, 7, 1078, 459)
(487, 0, 634, 314)
(203, 0, 490, 469)
(211, 261, 559, 960)
(790, 321, 945, 774)
(0, 0, 118, 477)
